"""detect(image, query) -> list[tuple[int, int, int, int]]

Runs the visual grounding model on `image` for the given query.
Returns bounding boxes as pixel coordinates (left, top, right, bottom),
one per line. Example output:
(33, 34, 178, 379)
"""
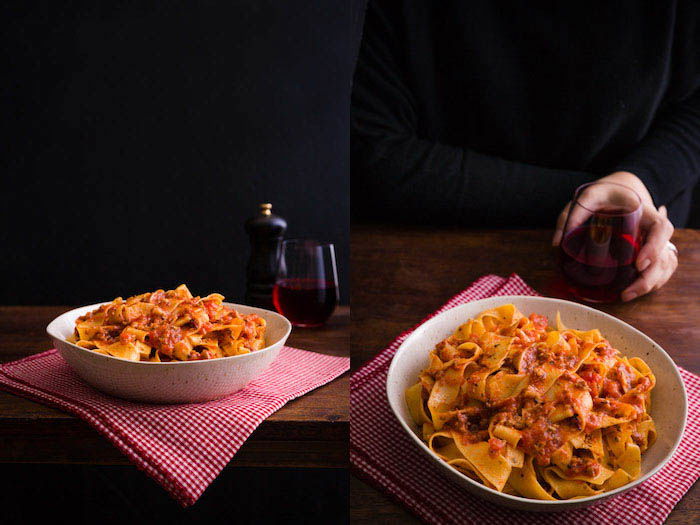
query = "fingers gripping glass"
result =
(557, 182, 642, 303)
(272, 239, 339, 327)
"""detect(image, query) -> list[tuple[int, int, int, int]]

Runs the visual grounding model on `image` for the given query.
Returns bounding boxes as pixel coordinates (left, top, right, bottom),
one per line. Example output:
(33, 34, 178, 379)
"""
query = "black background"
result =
(1, 2, 355, 522)
(1, 1, 351, 305)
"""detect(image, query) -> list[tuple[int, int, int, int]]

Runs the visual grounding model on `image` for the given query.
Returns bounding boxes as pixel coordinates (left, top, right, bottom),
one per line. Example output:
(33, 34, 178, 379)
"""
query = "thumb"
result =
(552, 202, 571, 246)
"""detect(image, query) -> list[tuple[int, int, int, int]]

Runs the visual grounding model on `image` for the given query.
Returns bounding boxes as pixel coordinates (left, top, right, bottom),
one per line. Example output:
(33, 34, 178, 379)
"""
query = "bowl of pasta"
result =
(46, 285, 292, 403)
(387, 296, 686, 511)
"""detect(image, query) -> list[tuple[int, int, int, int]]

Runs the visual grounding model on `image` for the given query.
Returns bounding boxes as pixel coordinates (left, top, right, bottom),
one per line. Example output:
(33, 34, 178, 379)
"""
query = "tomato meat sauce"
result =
(147, 323, 183, 357)
(529, 313, 549, 330)
(449, 410, 491, 444)
(518, 416, 563, 466)
(566, 455, 602, 478)
(488, 437, 507, 457)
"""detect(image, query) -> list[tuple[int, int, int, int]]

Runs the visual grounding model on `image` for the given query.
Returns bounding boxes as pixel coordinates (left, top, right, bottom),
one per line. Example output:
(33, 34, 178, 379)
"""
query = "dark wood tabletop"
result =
(0, 305, 349, 469)
(351, 226, 699, 524)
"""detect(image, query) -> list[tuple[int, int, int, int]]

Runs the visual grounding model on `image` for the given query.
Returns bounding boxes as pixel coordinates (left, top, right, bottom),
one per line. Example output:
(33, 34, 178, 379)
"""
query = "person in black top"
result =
(352, 1, 700, 300)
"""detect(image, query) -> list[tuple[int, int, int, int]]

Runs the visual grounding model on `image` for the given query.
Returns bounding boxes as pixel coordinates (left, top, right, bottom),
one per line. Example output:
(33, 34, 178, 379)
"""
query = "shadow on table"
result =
(0, 464, 348, 523)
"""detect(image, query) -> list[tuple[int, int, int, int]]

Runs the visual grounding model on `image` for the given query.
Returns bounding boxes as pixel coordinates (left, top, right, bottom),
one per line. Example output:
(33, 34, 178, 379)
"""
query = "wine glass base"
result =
(571, 295, 618, 304)
(566, 286, 620, 304)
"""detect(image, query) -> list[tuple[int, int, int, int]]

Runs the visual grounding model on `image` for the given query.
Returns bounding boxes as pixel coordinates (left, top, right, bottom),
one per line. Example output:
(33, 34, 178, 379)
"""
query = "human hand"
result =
(552, 172, 677, 301)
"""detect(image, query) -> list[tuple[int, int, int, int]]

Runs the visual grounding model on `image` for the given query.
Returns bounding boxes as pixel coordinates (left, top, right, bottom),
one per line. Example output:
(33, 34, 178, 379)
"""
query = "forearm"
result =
(614, 91, 700, 207)
(352, 131, 596, 226)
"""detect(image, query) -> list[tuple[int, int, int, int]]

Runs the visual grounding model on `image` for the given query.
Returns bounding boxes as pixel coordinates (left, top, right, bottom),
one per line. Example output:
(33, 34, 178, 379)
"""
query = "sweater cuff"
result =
(611, 162, 665, 208)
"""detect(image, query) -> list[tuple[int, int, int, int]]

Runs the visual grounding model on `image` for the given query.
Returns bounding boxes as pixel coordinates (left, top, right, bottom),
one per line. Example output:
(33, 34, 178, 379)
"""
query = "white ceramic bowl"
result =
(47, 302, 291, 404)
(387, 296, 687, 512)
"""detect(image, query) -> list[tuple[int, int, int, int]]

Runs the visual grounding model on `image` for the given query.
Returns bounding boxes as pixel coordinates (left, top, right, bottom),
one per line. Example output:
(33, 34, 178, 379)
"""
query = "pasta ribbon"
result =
(72, 285, 266, 362)
(407, 305, 655, 500)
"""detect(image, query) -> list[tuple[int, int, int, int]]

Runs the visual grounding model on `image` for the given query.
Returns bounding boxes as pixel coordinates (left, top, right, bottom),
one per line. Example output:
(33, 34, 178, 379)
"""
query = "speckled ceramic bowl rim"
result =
(387, 295, 688, 507)
(47, 302, 292, 367)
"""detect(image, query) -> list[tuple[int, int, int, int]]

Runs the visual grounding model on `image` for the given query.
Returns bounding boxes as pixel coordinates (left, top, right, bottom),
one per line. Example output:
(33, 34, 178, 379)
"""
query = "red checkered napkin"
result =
(0, 346, 349, 507)
(350, 274, 700, 525)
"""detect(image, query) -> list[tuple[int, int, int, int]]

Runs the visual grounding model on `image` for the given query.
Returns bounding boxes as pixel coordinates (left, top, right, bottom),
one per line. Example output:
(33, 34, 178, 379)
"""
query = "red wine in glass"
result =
(273, 240, 339, 327)
(558, 183, 643, 303)
(273, 278, 338, 327)
(559, 224, 640, 303)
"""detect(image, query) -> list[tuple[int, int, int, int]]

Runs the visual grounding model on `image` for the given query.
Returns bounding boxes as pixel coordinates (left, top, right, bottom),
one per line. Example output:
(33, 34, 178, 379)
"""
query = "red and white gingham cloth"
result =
(0, 345, 349, 506)
(350, 273, 700, 525)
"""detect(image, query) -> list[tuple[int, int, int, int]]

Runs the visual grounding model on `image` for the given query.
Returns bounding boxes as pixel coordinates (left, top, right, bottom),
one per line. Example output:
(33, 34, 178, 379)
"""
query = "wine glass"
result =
(272, 239, 339, 327)
(558, 181, 643, 303)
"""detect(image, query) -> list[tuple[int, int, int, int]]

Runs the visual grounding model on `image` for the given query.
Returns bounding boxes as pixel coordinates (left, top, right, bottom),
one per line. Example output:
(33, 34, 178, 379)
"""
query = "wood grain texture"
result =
(350, 226, 699, 524)
(0, 306, 349, 468)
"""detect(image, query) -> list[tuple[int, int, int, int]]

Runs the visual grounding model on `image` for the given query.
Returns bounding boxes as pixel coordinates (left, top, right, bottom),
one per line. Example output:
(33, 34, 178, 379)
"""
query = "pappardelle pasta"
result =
(72, 285, 266, 362)
(405, 304, 656, 500)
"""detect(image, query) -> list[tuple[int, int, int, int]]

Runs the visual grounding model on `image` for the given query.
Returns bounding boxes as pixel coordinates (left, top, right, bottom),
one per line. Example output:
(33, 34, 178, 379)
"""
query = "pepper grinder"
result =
(245, 203, 287, 309)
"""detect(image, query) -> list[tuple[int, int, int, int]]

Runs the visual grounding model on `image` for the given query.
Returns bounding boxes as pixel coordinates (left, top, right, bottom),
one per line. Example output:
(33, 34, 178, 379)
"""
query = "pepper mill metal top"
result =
(244, 203, 287, 309)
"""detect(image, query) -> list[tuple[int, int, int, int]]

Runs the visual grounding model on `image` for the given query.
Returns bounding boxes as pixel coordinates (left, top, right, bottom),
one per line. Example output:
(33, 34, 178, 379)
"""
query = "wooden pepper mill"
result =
(245, 203, 287, 309)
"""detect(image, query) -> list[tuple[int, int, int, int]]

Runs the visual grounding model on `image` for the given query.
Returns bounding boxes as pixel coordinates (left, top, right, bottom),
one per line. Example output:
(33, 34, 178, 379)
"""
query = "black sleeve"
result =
(614, 91, 700, 208)
(614, 3, 700, 209)
(351, 0, 596, 226)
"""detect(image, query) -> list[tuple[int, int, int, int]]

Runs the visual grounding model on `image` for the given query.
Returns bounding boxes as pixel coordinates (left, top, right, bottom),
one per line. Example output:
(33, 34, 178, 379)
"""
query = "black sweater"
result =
(351, 1, 700, 227)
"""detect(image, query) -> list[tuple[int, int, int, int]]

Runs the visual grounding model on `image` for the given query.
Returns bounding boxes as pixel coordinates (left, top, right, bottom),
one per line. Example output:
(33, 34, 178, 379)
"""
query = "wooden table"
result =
(351, 226, 699, 524)
(0, 306, 349, 469)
